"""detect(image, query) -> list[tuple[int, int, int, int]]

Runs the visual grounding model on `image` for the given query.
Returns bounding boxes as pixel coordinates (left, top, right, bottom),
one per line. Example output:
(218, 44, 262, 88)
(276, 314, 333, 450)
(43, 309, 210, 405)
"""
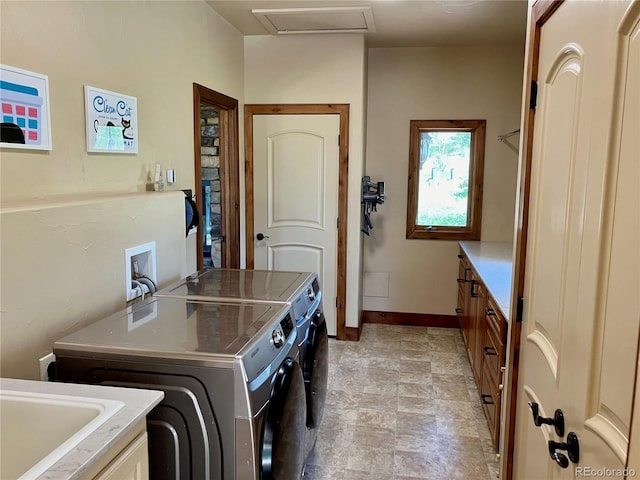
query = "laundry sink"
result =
(0, 389, 124, 480)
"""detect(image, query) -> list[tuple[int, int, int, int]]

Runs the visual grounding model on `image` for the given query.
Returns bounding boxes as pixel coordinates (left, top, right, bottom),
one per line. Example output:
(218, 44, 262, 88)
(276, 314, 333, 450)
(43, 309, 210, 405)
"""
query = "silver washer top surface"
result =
(54, 296, 293, 368)
(155, 268, 315, 303)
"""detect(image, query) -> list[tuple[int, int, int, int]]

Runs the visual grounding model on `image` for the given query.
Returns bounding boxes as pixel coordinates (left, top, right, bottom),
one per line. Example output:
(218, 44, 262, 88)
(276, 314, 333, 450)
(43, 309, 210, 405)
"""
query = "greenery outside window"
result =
(406, 120, 486, 240)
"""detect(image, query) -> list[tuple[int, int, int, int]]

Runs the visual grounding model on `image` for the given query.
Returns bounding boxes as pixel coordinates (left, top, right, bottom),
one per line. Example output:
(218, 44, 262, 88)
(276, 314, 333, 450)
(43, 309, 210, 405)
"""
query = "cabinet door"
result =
(457, 255, 473, 351)
(481, 304, 506, 449)
(472, 282, 487, 382)
(466, 275, 478, 370)
(94, 432, 149, 480)
(481, 356, 501, 448)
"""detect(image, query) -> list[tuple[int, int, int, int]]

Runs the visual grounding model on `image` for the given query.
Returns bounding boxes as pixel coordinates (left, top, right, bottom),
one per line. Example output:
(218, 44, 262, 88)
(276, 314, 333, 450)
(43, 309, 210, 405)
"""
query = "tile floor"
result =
(304, 323, 500, 480)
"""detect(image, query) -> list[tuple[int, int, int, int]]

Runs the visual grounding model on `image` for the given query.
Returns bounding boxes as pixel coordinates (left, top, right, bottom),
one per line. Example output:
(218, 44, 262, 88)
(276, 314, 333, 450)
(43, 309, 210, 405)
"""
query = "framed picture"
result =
(0, 64, 52, 150)
(85, 85, 138, 154)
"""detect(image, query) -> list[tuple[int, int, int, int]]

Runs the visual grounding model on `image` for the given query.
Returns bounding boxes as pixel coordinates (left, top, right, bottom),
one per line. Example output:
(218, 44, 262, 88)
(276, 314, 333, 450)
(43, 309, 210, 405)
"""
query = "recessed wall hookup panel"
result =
(125, 242, 157, 302)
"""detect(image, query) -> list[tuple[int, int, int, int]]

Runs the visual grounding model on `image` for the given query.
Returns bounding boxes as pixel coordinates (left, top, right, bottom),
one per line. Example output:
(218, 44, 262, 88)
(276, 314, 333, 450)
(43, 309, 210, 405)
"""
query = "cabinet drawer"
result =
(482, 323, 504, 383)
(485, 295, 507, 341)
(480, 360, 501, 448)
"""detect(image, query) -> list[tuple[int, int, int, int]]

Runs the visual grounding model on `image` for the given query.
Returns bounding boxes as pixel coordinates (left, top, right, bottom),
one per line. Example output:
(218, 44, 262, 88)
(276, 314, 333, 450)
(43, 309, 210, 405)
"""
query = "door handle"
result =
(256, 233, 269, 241)
(528, 402, 565, 436)
(548, 432, 579, 468)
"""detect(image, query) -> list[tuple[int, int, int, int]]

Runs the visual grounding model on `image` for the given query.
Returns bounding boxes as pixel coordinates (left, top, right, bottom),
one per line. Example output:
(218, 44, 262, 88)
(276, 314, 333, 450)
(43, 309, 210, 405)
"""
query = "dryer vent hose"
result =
(135, 275, 157, 294)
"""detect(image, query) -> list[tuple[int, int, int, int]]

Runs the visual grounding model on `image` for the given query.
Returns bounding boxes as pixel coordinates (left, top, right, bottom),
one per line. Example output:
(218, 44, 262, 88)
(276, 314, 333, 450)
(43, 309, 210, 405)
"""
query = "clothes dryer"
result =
(54, 296, 306, 480)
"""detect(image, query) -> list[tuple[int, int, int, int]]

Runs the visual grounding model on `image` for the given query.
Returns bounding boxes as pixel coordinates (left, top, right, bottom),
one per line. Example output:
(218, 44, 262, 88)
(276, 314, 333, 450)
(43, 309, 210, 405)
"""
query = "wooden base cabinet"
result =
(456, 250, 507, 449)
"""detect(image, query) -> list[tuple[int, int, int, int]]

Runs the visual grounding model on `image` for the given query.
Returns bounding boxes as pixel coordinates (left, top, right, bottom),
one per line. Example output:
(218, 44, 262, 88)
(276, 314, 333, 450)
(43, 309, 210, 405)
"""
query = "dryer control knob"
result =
(272, 329, 285, 348)
(307, 288, 316, 302)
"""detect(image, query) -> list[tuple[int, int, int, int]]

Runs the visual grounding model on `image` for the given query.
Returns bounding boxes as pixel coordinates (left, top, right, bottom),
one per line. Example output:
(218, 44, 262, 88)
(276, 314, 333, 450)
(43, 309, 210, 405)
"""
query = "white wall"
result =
(0, 1, 245, 378)
(0, 0, 244, 202)
(364, 46, 524, 315)
(244, 34, 368, 329)
(0, 192, 185, 379)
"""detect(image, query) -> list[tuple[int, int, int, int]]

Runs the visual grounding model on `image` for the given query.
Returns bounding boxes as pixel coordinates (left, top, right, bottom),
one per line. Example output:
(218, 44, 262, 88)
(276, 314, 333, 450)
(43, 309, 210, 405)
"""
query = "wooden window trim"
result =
(406, 119, 486, 240)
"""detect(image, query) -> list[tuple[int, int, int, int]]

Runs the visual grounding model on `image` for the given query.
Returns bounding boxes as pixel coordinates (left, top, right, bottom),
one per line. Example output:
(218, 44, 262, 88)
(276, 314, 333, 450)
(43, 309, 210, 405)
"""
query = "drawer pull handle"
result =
(455, 308, 463, 314)
(483, 346, 497, 356)
(457, 278, 465, 283)
(470, 281, 478, 298)
(481, 394, 494, 405)
(485, 307, 496, 316)
(457, 254, 464, 259)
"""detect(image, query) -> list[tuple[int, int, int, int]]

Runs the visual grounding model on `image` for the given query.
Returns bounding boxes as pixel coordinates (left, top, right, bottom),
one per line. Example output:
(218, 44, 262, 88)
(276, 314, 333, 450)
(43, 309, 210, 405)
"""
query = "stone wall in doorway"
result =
(200, 105, 222, 268)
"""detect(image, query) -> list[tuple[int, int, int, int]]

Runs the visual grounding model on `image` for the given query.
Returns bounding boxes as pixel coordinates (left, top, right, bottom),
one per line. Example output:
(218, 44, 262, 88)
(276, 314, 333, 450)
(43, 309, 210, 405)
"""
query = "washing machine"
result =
(54, 296, 307, 480)
(155, 269, 329, 449)
(156, 269, 320, 354)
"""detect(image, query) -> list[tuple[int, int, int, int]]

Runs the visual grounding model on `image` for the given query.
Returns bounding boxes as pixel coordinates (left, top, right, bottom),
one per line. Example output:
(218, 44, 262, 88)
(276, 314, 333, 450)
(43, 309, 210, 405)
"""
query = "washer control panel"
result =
(280, 313, 294, 339)
(292, 278, 321, 320)
(244, 311, 295, 382)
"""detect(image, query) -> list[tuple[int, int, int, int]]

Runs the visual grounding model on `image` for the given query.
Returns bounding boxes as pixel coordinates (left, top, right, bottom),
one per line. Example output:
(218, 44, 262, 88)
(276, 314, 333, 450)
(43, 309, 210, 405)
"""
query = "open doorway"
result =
(193, 84, 240, 270)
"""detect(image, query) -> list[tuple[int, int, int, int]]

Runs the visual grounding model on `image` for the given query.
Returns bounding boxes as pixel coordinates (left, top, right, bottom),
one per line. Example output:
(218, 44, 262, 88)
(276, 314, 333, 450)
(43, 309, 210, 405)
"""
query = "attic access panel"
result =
(252, 6, 376, 34)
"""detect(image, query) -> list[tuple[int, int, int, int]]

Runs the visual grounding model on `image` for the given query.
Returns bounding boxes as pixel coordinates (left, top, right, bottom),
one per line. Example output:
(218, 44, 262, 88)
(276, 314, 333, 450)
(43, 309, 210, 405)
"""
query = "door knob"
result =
(256, 233, 269, 241)
(550, 451, 569, 469)
(548, 432, 579, 468)
(528, 402, 565, 436)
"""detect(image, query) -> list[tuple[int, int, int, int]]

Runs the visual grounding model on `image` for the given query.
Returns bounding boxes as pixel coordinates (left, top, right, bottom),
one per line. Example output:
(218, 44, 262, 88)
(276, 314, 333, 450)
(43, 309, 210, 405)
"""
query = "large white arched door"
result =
(253, 114, 340, 335)
(513, 1, 639, 478)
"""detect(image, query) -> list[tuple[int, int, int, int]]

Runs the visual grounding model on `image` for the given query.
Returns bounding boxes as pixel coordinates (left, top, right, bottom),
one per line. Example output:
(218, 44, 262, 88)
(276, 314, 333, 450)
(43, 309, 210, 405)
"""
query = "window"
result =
(406, 120, 485, 240)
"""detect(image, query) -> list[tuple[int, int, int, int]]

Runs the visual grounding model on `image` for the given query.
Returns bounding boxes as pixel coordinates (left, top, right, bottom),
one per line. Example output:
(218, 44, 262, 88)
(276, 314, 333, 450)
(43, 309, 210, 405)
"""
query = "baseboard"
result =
(342, 310, 364, 341)
(362, 310, 459, 328)
(343, 326, 362, 341)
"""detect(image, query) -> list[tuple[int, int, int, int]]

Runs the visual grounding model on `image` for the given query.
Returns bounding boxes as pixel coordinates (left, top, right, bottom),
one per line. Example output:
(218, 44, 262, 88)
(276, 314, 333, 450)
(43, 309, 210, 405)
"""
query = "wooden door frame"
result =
(193, 83, 240, 270)
(244, 104, 349, 340)
(500, 1, 563, 478)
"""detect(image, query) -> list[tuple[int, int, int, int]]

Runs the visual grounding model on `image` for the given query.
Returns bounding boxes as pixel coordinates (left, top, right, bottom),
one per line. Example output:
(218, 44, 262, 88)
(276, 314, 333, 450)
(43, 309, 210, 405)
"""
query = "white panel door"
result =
(253, 114, 340, 335)
(514, 1, 639, 478)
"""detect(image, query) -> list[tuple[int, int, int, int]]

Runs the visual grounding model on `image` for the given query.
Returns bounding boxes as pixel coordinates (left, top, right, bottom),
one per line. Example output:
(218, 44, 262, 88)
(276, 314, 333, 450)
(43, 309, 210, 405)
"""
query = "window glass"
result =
(407, 120, 485, 240)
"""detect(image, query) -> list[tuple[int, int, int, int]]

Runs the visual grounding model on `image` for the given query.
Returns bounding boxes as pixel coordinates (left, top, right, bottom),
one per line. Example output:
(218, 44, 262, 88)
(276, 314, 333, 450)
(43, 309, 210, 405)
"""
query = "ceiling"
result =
(206, 0, 528, 48)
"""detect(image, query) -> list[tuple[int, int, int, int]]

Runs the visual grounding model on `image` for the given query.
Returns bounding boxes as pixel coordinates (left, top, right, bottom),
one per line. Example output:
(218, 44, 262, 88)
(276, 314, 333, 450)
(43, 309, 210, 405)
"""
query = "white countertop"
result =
(0, 378, 163, 480)
(459, 241, 514, 322)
